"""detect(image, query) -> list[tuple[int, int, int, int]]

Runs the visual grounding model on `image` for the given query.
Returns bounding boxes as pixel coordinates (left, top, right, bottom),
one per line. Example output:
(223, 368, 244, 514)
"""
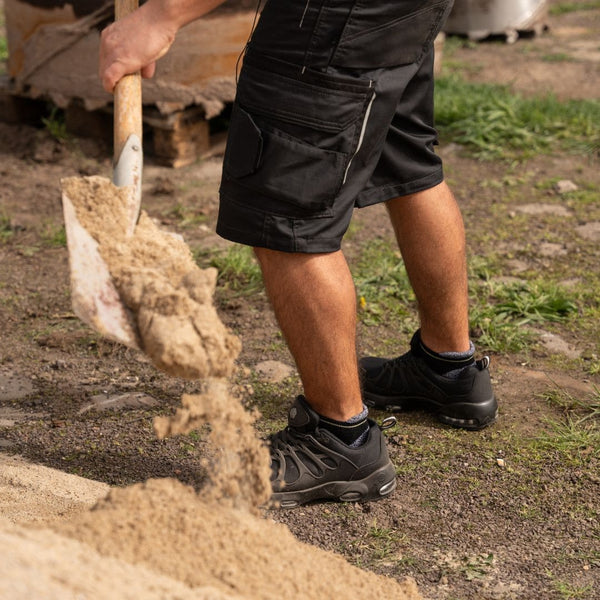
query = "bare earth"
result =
(1, 2, 600, 599)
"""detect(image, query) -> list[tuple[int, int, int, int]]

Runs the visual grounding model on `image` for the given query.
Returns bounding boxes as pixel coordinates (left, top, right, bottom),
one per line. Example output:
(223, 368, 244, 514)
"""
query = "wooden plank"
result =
(148, 107, 210, 168)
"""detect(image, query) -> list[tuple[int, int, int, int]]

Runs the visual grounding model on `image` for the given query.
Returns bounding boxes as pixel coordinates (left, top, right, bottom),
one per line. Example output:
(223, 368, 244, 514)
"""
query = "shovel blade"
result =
(62, 189, 141, 349)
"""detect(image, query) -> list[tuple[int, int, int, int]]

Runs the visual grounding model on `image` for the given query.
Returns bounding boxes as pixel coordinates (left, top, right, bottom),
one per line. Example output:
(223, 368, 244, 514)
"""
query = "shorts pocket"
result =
(331, 0, 451, 69)
(222, 53, 373, 213)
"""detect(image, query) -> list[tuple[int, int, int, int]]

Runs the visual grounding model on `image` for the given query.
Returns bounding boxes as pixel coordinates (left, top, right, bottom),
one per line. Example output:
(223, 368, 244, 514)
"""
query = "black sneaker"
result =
(360, 338, 497, 431)
(269, 396, 397, 509)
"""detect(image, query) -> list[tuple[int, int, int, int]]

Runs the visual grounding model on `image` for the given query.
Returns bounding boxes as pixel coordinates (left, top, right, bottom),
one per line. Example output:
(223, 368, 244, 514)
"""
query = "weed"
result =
(469, 273, 577, 353)
(536, 387, 600, 459)
(0, 37, 7, 71)
(461, 553, 495, 581)
(41, 223, 67, 248)
(199, 245, 263, 296)
(41, 107, 68, 141)
(367, 520, 407, 561)
(166, 203, 208, 227)
(435, 76, 600, 160)
(552, 579, 594, 599)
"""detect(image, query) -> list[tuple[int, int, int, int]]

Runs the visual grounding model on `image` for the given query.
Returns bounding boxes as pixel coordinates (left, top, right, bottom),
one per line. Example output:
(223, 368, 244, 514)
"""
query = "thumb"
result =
(141, 62, 157, 79)
(102, 62, 128, 94)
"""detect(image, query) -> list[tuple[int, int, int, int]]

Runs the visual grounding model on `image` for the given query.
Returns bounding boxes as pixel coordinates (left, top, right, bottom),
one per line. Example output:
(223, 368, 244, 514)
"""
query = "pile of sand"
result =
(61, 175, 241, 380)
(20, 174, 426, 599)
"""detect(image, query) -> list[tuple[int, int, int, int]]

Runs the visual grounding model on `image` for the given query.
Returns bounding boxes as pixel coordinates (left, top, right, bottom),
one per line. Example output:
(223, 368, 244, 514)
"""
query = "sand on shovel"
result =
(61, 175, 241, 380)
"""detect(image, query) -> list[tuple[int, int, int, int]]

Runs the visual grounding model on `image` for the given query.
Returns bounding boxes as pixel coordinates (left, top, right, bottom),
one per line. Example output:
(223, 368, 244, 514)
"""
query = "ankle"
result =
(315, 404, 370, 447)
(412, 330, 475, 377)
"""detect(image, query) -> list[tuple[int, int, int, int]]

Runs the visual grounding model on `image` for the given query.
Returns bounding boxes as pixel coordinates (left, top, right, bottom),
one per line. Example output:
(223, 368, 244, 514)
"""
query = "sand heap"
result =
(27, 174, 425, 600)
(61, 175, 241, 379)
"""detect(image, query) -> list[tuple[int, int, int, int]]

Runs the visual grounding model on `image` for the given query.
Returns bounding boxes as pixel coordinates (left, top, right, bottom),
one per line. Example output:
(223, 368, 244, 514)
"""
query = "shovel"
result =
(61, 0, 143, 349)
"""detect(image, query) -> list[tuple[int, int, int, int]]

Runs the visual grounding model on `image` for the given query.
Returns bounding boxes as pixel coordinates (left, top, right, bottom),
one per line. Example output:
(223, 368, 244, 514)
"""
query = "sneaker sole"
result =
(271, 462, 397, 509)
(364, 393, 498, 431)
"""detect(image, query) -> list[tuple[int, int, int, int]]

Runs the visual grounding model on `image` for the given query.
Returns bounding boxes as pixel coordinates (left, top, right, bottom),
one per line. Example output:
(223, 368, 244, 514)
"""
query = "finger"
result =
(102, 62, 127, 94)
(141, 62, 156, 79)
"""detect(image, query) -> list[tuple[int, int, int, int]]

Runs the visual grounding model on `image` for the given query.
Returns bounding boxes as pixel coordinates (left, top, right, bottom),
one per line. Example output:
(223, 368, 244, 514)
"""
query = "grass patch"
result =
(435, 76, 600, 159)
(352, 238, 417, 328)
(468, 261, 579, 352)
(550, 1, 600, 15)
(166, 203, 208, 227)
(195, 245, 263, 296)
(552, 578, 594, 600)
(541, 52, 575, 63)
(367, 520, 407, 561)
(41, 223, 67, 247)
(535, 387, 600, 460)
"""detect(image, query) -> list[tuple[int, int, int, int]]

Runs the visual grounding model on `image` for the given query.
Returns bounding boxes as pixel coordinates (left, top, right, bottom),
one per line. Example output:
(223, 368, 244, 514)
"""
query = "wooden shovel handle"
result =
(114, 0, 142, 162)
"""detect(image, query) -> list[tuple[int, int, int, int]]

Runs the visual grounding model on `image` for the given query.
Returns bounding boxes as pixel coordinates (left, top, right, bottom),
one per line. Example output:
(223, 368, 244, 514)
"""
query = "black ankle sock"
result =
(319, 407, 369, 447)
(413, 331, 475, 376)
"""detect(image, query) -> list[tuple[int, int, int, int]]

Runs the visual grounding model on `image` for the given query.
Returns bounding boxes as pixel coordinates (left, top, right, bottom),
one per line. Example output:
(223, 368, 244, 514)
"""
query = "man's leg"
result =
(386, 180, 470, 353)
(255, 247, 397, 508)
(360, 180, 497, 430)
(253, 247, 362, 422)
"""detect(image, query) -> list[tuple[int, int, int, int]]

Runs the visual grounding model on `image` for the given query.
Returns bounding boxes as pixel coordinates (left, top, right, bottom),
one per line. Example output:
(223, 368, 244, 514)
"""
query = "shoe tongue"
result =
(288, 395, 319, 432)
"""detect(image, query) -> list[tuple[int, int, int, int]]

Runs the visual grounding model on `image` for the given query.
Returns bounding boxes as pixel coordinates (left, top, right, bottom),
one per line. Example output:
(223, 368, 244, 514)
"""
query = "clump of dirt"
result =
(60, 175, 241, 380)
(154, 379, 272, 512)
(53, 478, 422, 600)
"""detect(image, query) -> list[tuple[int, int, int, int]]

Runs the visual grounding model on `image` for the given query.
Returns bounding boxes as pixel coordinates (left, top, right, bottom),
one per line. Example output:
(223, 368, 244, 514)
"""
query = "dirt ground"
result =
(1, 2, 600, 599)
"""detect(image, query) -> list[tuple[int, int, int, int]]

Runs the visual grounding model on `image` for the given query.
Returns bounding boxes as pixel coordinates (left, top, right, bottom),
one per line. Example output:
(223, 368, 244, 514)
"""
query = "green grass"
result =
(541, 52, 575, 63)
(351, 238, 417, 327)
(0, 9, 7, 72)
(535, 387, 600, 460)
(550, 1, 600, 16)
(195, 245, 263, 296)
(41, 223, 67, 247)
(552, 579, 594, 600)
(434, 76, 600, 160)
(352, 240, 581, 353)
(41, 107, 68, 141)
(469, 274, 579, 353)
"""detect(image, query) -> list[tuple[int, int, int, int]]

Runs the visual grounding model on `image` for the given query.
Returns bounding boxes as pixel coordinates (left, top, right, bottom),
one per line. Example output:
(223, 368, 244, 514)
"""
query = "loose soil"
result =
(1, 2, 600, 599)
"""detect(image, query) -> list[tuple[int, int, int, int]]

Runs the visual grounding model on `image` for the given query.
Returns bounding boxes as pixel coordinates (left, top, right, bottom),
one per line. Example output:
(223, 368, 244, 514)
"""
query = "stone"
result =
(554, 180, 578, 194)
(78, 392, 159, 414)
(254, 360, 294, 384)
(514, 203, 571, 217)
(575, 222, 600, 242)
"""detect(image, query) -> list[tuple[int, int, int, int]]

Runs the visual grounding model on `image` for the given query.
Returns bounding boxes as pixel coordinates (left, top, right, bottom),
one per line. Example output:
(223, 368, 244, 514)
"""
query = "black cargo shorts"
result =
(217, 0, 454, 253)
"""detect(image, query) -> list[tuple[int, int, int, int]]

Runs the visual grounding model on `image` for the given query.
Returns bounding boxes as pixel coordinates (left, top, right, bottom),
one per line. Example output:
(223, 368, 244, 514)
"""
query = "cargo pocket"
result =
(330, 0, 451, 69)
(222, 53, 373, 214)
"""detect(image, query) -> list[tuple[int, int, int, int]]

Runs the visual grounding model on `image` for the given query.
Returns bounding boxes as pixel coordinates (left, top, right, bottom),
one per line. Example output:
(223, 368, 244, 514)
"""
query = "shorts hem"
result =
(356, 168, 444, 208)
(216, 194, 344, 254)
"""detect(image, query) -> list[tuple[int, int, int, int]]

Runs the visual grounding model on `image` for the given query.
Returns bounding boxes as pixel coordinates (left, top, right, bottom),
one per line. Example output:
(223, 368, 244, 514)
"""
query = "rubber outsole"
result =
(364, 393, 498, 431)
(271, 463, 397, 509)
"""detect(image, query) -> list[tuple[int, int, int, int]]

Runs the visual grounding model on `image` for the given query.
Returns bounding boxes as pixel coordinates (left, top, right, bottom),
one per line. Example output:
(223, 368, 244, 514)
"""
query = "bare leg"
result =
(386, 181, 471, 353)
(254, 248, 362, 421)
